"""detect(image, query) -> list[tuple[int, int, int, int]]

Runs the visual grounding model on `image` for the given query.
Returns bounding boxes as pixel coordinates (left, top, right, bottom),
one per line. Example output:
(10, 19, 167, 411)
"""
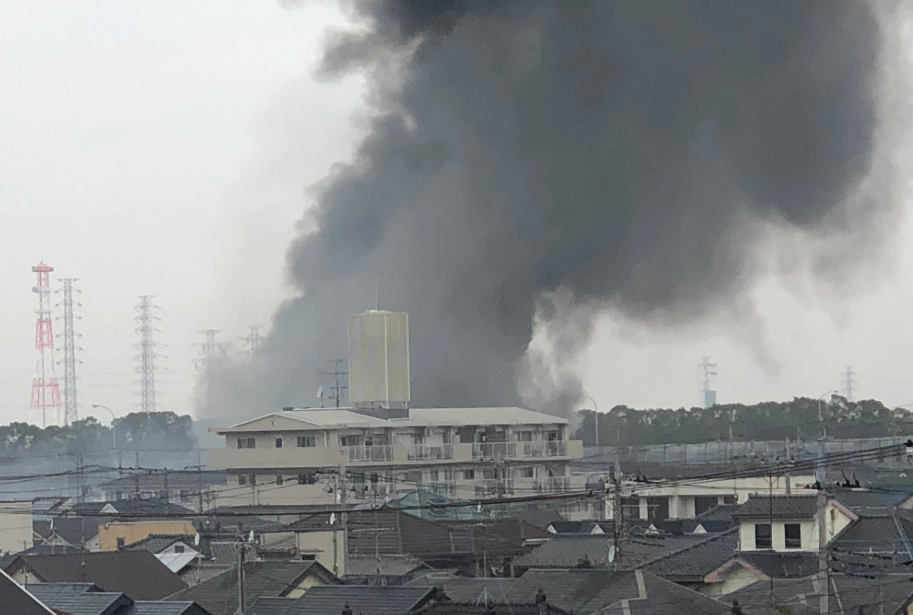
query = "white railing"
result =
(407, 445, 453, 461)
(522, 441, 567, 458)
(475, 479, 515, 496)
(472, 442, 516, 459)
(534, 477, 570, 493)
(416, 481, 456, 496)
(348, 445, 394, 462)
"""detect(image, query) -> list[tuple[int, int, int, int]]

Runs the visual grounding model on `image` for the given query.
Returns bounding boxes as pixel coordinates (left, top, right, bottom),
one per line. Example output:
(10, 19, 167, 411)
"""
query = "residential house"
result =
(33, 516, 100, 552)
(2, 550, 188, 600)
(733, 495, 856, 553)
(246, 585, 440, 615)
(99, 470, 227, 511)
(512, 533, 699, 574)
(209, 406, 584, 508)
(99, 519, 197, 552)
(0, 500, 33, 555)
(0, 568, 57, 615)
(607, 472, 816, 521)
(122, 533, 207, 575)
(25, 581, 213, 615)
(166, 559, 340, 615)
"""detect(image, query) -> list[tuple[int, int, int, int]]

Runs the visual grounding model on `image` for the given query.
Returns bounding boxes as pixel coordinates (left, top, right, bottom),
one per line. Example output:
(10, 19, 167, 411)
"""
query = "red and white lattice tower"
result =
(30, 261, 62, 426)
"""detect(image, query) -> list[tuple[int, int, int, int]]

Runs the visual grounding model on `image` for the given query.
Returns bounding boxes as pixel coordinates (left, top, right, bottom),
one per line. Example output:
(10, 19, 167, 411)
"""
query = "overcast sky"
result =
(1, 1, 912, 428)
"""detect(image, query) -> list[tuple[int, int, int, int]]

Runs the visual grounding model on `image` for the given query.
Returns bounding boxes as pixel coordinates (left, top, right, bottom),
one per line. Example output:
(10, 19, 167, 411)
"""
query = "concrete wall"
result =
(295, 530, 346, 577)
(97, 520, 196, 552)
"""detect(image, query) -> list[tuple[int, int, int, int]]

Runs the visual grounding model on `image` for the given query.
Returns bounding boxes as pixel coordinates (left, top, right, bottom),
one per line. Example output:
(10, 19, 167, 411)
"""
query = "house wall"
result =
(98, 520, 196, 552)
(737, 503, 853, 552)
(605, 476, 817, 520)
(703, 567, 762, 596)
(0, 502, 32, 554)
(295, 530, 346, 578)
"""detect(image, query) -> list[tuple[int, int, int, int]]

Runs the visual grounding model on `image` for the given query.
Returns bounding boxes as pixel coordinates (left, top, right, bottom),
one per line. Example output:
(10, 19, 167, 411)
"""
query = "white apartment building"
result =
(209, 405, 585, 507)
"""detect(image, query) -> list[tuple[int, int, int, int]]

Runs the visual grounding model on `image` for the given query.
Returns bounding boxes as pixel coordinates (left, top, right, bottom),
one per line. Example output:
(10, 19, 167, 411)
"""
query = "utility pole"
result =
(321, 360, 348, 408)
(235, 543, 246, 615)
(842, 366, 856, 402)
(816, 440, 828, 615)
(339, 464, 348, 577)
(197, 450, 204, 513)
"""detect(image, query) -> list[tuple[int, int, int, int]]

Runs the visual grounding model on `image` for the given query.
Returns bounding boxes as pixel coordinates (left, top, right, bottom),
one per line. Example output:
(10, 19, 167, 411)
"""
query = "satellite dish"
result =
(608, 545, 616, 564)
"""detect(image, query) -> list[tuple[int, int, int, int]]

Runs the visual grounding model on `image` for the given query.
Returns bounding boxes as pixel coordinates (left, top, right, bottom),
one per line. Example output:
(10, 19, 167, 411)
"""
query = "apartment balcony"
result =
(407, 444, 454, 461)
(522, 441, 566, 457)
(472, 442, 517, 460)
(415, 481, 457, 496)
(347, 445, 394, 463)
(533, 477, 571, 493)
(475, 478, 515, 497)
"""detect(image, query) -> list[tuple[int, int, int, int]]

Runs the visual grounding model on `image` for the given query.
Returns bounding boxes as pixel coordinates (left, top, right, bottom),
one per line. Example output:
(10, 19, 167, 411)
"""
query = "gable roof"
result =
(277, 585, 438, 615)
(415, 602, 569, 615)
(166, 559, 339, 615)
(513, 534, 699, 570)
(15, 551, 187, 600)
(69, 500, 195, 518)
(730, 574, 913, 615)
(734, 495, 858, 523)
(644, 529, 739, 581)
(34, 516, 100, 548)
(123, 534, 199, 556)
(405, 577, 518, 602)
(0, 569, 57, 615)
(24, 582, 212, 615)
(245, 597, 296, 615)
(705, 551, 818, 583)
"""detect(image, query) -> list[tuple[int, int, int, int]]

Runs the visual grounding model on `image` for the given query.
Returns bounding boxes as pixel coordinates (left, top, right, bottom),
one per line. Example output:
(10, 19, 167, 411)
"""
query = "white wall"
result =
(0, 503, 31, 554)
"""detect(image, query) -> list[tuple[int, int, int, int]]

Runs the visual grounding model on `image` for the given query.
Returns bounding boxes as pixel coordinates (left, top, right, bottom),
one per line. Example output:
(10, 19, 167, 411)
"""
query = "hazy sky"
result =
(1, 1, 912, 428)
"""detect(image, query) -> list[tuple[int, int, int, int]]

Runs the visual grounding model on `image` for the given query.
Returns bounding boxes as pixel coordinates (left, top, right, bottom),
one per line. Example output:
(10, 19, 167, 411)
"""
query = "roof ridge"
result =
(638, 527, 737, 568)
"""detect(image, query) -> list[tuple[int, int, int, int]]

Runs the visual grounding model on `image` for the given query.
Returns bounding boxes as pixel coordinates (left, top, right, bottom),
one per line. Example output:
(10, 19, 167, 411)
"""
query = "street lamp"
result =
(92, 404, 118, 467)
(582, 395, 599, 448)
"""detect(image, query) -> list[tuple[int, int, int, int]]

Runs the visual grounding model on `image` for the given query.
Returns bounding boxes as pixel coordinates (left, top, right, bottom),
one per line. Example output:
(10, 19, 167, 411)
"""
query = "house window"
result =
(463, 469, 475, 480)
(239, 475, 247, 486)
(755, 523, 772, 549)
(518, 467, 534, 478)
(249, 474, 257, 485)
(275, 438, 283, 448)
(298, 473, 317, 485)
(174, 545, 185, 553)
(300, 553, 317, 561)
(180, 490, 189, 502)
(276, 475, 284, 486)
(237, 437, 256, 449)
(159, 490, 169, 500)
(297, 435, 316, 448)
(785, 524, 801, 549)
(117, 537, 125, 550)
(116, 491, 124, 501)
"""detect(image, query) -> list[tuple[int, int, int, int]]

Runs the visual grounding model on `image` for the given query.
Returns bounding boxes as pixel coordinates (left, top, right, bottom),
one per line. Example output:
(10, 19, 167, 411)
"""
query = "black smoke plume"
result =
(216, 0, 898, 418)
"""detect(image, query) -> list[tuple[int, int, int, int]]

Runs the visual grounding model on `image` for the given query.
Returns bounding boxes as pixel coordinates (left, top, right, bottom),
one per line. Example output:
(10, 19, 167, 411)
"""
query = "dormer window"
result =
(754, 523, 772, 549)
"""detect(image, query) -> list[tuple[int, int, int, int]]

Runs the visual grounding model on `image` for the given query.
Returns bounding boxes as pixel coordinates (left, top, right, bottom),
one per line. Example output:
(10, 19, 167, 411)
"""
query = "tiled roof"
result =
(730, 574, 913, 615)
(546, 520, 609, 535)
(733, 551, 818, 578)
(34, 516, 100, 547)
(278, 585, 437, 615)
(124, 535, 196, 555)
(25, 588, 130, 615)
(245, 597, 296, 615)
(504, 569, 640, 613)
(0, 570, 56, 615)
(513, 534, 698, 570)
(23, 582, 209, 615)
(416, 602, 569, 615)
(121, 602, 209, 615)
(166, 560, 339, 615)
(734, 496, 819, 519)
(644, 530, 738, 580)
(101, 471, 227, 490)
(19, 551, 187, 600)
(344, 555, 422, 577)
(70, 499, 195, 518)
(606, 573, 735, 615)
(405, 577, 518, 602)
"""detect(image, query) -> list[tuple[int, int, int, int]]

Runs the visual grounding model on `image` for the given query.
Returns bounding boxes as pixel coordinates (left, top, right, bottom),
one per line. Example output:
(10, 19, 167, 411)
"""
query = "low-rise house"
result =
(2, 550, 188, 600)
(25, 581, 213, 615)
(0, 568, 56, 615)
(247, 585, 441, 615)
(512, 533, 699, 573)
(33, 516, 99, 552)
(99, 470, 227, 511)
(122, 533, 207, 575)
(733, 495, 856, 552)
(166, 559, 340, 615)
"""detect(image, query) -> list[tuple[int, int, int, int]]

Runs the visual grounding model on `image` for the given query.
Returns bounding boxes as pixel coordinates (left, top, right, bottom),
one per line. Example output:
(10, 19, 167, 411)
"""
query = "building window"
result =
(298, 473, 317, 485)
(755, 523, 772, 549)
(297, 435, 316, 448)
(300, 553, 317, 561)
(249, 474, 257, 485)
(117, 537, 125, 550)
(174, 545, 185, 553)
(237, 437, 256, 449)
(785, 524, 801, 549)
(116, 491, 124, 501)
(159, 490, 169, 500)
(180, 490, 189, 502)
(239, 475, 247, 486)
(463, 469, 475, 480)
(518, 467, 534, 478)
(276, 475, 284, 486)
(275, 438, 283, 448)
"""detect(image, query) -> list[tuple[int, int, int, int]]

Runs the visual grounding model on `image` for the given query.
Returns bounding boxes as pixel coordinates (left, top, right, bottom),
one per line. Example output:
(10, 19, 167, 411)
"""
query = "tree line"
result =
(0, 411, 196, 457)
(575, 397, 913, 446)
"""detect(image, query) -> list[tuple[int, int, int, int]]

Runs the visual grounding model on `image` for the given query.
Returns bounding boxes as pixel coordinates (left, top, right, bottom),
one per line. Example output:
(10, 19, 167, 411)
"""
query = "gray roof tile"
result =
(244, 596, 295, 615)
(734, 496, 819, 519)
(279, 585, 437, 615)
(644, 530, 738, 580)
(513, 534, 699, 570)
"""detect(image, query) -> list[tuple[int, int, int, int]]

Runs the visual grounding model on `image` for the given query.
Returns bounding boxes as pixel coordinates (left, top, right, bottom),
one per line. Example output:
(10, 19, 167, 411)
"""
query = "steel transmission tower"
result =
(194, 329, 223, 421)
(242, 325, 263, 361)
(56, 278, 82, 425)
(135, 296, 162, 413)
(842, 365, 856, 402)
(30, 262, 62, 427)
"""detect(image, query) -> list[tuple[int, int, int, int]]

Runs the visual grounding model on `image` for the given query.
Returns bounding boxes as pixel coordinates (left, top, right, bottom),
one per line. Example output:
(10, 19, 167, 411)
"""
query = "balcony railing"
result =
(416, 481, 456, 496)
(472, 442, 516, 460)
(475, 479, 515, 497)
(534, 477, 571, 493)
(522, 441, 567, 458)
(407, 445, 453, 461)
(348, 445, 394, 463)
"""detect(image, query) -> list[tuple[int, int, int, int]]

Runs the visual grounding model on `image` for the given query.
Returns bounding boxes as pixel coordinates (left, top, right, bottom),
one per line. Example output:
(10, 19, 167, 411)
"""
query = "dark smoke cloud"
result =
(215, 0, 897, 418)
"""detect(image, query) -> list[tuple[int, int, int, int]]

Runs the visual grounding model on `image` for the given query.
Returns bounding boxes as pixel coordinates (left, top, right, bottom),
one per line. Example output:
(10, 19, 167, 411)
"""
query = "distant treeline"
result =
(0, 411, 196, 457)
(575, 397, 913, 446)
